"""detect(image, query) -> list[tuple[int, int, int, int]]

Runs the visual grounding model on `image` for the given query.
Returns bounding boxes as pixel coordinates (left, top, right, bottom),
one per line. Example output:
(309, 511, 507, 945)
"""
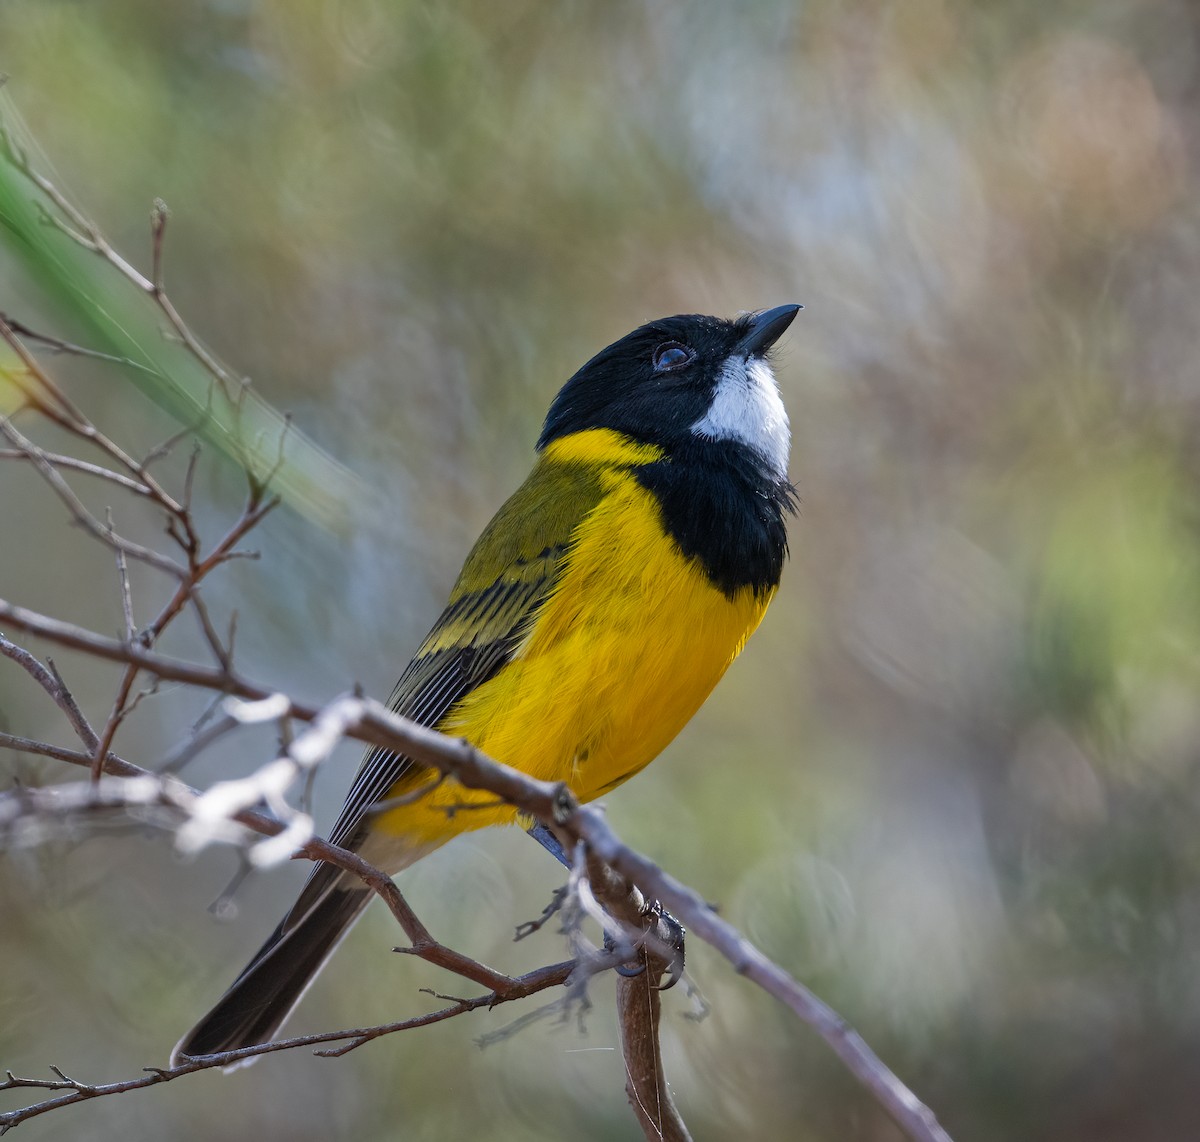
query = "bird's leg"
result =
(526, 819, 570, 867)
(524, 820, 685, 986)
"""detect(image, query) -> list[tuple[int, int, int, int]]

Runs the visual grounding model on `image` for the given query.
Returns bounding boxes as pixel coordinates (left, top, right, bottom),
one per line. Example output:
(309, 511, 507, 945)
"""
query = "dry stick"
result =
(299, 837, 519, 997)
(145, 199, 243, 402)
(2, 131, 692, 1136)
(188, 590, 233, 672)
(2, 131, 240, 404)
(0, 315, 185, 513)
(88, 493, 277, 779)
(0, 310, 147, 367)
(109, 508, 136, 640)
(0, 449, 152, 496)
(0, 752, 527, 1008)
(0, 305, 89, 425)
(0, 599, 953, 1142)
(0, 733, 131, 774)
(0, 636, 100, 753)
(0, 415, 184, 579)
(0, 704, 522, 1003)
(0, 961, 578, 1136)
(619, 966, 688, 1142)
(0, 318, 245, 780)
(0, 598, 284, 705)
(583, 847, 692, 1142)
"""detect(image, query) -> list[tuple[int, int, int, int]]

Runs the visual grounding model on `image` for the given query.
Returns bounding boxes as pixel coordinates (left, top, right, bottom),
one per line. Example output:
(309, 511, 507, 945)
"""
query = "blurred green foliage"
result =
(0, 95, 365, 530)
(3, 1, 1200, 1139)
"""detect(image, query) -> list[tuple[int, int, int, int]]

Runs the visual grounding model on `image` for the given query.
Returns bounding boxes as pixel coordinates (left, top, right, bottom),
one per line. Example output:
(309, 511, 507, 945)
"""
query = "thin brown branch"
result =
(0, 133, 240, 404)
(150, 199, 168, 294)
(514, 884, 569, 941)
(0, 733, 131, 775)
(144, 492, 277, 648)
(582, 848, 691, 1142)
(0, 304, 88, 424)
(0, 960, 576, 1135)
(0, 316, 183, 513)
(142, 421, 197, 469)
(155, 711, 239, 774)
(0, 450, 152, 495)
(0, 598, 273, 703)
(0, 600, 953, 1142)
(0, 415, 184, 579)
(0, 636, 100, 753)
(298, 835, 520, 997)
(574, 825, 954, 1142)
(43, 659, 100, 754)
(87, 492, 276, 779)
(187, 590, 230, 670)
(181, 441, 200, 514)
(619, 957, 690, 1142)
(109, 508, 136, 640)
(119, 677, 161, 722)
(0, 311, 149, 369)
(90, 674, 140, 783)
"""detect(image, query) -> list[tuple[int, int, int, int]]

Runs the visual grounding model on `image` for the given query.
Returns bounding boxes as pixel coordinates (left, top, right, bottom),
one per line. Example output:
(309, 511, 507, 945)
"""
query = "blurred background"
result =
(3, 1, 1200, 1139)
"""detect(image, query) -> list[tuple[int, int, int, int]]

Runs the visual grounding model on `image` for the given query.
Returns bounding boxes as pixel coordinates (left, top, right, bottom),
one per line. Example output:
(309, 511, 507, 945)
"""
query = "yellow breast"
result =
(384, 449, 773, 847)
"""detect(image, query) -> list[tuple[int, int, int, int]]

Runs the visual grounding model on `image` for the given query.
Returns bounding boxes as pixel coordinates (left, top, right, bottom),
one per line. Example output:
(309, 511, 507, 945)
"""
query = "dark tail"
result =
(171, 868, 372, 1067)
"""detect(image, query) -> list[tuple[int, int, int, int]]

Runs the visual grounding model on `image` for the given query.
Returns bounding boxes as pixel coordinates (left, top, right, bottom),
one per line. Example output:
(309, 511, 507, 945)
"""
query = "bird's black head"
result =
(537, 305, 800, 477)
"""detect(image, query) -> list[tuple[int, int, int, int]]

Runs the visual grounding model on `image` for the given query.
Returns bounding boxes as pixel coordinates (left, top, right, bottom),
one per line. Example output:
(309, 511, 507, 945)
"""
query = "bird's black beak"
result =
(737, 304, 802, 357)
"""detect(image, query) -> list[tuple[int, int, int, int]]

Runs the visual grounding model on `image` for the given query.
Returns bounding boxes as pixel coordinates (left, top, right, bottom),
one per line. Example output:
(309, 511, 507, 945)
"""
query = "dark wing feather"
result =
(327, 574, 552, 849)
(324, 457, 607, 853)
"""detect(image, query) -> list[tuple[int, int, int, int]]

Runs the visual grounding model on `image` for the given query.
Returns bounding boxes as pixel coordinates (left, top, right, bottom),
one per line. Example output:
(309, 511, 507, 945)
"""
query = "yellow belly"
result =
(377, 470, 772, 847)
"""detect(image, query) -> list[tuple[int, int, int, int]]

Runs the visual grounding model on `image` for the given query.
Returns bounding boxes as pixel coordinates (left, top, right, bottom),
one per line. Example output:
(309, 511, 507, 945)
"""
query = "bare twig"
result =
(0, 303, 89, 423)
(156, 711, 240, 774)
(0, 960, 578, 1135)
(0, 132, 239, 403)
(581, 847, 691, 1142)
(109, 508, 136, 640)
(87, 491, 277, 779)
(44, 660, 100, 754)
(187, 590, 230, 671)
(0, 415, 184, 579)
(150, 199, 168, 294)
(0, 315, 184, 511)
(619, 954, 690, 1142)
(0, 450, 152, 496)
(0, 311, 150, 369)
(0, 600, 953, 1142)
(574, 823, 954, 1142)
(0, 733, 132, 775)
(90, 678, 143, 783)
(0, 636, 99, 753)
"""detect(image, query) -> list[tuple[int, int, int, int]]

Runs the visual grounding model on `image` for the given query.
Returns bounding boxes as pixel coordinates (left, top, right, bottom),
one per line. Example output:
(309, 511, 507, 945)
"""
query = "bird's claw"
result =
(651, 901, 686, 991)
(604, 900, 686, 989)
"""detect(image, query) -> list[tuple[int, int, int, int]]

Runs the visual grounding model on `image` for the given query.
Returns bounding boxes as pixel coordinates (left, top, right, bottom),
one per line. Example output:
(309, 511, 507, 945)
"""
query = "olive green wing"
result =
(326, 458, 604, 850)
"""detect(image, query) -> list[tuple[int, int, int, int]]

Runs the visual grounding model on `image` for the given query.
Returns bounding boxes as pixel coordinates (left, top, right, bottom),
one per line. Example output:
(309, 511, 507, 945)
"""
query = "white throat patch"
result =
(689, 356, 790, 476)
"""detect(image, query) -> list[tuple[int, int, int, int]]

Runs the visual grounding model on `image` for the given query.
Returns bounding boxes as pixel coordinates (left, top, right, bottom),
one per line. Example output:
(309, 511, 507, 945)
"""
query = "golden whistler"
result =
(174, 305, 800, 1063)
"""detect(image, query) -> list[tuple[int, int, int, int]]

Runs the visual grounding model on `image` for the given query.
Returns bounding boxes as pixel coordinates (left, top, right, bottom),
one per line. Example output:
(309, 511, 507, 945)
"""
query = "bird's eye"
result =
(652, 342, 693, 372)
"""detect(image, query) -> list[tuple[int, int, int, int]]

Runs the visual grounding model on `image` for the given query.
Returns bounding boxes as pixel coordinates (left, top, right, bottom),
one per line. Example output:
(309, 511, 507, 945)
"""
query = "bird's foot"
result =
(605, 900, 685, 990)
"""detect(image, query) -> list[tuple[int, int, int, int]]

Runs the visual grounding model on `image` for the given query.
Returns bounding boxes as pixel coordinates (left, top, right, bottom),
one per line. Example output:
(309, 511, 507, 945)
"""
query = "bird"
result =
(172, 303, 800, 1064)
